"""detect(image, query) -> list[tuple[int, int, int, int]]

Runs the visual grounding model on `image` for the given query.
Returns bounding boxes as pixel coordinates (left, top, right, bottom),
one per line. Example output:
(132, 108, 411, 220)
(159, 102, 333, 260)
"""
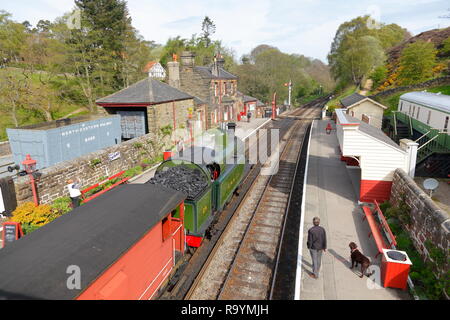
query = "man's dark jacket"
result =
(307, 225, 327, 250)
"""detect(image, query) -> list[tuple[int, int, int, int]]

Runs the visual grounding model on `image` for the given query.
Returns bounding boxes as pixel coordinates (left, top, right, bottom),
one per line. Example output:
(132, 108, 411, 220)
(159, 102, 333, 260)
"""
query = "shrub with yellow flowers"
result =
(10, 202, 62, 234)
(432, 63, 447, 75)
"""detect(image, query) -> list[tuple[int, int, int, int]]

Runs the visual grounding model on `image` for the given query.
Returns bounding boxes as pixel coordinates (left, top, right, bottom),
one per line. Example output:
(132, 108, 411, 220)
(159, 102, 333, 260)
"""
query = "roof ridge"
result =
(96, 78, 149, 103)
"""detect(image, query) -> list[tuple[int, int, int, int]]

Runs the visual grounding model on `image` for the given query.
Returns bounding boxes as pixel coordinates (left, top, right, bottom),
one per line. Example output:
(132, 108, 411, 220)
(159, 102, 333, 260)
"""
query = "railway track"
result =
(184, 103, 323, 300)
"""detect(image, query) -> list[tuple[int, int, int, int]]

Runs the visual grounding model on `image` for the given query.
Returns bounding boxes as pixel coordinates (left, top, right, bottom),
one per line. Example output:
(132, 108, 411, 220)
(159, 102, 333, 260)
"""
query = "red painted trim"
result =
(2, 222, 23, 247)
(81, 171, 126, 195)
(186, 235, 202, 248)
(374, 200, 397, 247)
(360, 180, 392, 203)
(97, 103, 150, 107)
(82, 177, 130, 204)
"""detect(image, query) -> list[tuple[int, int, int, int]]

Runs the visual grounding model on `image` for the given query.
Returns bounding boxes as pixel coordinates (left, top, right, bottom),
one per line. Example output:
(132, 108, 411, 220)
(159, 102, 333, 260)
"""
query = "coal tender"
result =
(148, 142, 245, 248)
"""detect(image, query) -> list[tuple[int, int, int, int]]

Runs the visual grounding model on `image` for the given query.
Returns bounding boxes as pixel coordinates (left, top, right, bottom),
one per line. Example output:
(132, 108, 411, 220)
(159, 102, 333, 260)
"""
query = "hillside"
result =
(388, 27, 450, 63)
(0, 68, 89, 141)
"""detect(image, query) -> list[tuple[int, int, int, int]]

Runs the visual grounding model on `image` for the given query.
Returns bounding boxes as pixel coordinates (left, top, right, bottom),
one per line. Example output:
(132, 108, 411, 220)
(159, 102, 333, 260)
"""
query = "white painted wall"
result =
(347, 99, 385, 129)
(342, 127, 408, 181)
(399, 99, 450, 134)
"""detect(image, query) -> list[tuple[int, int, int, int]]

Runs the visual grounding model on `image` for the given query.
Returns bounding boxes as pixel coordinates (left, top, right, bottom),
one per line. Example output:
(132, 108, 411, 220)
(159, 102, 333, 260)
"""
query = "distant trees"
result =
(201, 16, 216, 47)
(328, 15, 409, 87)
(158, 18, 234, 67)
(398, 41, 437, 85)
(0, 2, 155, 132)
(232, 46, 334, 104)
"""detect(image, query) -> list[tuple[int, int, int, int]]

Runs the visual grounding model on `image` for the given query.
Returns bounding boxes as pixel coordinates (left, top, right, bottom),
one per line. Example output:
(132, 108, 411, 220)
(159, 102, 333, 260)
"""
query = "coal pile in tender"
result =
(147, 165, 209, 200)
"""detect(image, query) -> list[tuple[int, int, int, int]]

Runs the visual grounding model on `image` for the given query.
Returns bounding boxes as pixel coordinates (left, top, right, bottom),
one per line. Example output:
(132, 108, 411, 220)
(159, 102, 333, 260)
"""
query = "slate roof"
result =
(340, 93, 367, 108)
(96, 78, 193, 105)
(256, 100, 265, 107)
(243, 95, 258, 103)
(0, 184, 186, 300)
(343, 112, 403, 151)
(193, 96, 206, 105)
(194, 66, 238, 80)
(400, 91, 450, 114)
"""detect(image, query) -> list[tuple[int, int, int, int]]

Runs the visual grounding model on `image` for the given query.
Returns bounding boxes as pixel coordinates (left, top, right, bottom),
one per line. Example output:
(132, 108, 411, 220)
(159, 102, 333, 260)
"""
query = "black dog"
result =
(349, 242, 374, 278)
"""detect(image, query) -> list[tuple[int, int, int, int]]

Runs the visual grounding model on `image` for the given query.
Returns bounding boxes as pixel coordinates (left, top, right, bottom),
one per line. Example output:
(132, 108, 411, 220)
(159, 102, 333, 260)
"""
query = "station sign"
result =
(2, 222, 23, 248)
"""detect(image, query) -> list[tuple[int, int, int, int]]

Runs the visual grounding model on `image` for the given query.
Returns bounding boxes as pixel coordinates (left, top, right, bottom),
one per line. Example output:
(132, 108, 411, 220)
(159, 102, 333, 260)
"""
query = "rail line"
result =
(184, 103, 323, 300)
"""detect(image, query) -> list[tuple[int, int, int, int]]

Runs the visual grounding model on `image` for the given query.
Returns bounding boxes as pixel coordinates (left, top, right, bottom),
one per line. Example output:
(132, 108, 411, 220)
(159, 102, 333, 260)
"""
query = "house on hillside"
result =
(167, 51, 240, 129)
(96, 78, 195, 141)
(143, 61, 166, 79)
(340, 93, 387, 129)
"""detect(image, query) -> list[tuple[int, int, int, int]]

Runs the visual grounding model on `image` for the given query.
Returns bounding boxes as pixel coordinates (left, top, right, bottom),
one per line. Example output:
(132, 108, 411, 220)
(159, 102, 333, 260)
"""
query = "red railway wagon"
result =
(0, 184, 186, 300)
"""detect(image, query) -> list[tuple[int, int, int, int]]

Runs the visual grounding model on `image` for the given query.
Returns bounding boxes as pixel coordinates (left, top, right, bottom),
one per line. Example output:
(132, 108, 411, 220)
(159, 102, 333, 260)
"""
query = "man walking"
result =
(307, 217, 327, 279)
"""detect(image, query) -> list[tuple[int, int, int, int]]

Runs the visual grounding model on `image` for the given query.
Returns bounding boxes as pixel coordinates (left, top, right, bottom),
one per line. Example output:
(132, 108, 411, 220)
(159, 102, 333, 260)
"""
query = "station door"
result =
(117, 111, 146, 140)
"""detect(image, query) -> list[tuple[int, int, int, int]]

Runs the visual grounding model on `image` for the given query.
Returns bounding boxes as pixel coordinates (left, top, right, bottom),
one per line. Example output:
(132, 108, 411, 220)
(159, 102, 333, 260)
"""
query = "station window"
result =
(427, 110, 432, 125)
(444, 116, 449, 132)
(412, 106, 416, 118)
(416, 107, 420, 119)
(400, 101, 403, 111)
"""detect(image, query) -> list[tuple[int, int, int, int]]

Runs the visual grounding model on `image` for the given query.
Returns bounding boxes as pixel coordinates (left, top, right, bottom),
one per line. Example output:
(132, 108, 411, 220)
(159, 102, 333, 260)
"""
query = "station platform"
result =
(296, 120, 410, 300)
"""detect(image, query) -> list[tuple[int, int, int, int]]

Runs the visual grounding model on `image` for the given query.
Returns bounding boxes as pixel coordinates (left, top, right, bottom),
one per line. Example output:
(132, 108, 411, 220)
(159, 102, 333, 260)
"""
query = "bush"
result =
(21, 223, 40, 235)
(123, 166, 143, 178)
(11, 202, 59, 227)
(51, 197, 72, 215)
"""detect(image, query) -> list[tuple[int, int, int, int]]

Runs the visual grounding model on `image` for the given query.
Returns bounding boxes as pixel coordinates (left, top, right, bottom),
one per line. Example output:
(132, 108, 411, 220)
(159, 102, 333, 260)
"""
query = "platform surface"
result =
(297, 120, 411, 300)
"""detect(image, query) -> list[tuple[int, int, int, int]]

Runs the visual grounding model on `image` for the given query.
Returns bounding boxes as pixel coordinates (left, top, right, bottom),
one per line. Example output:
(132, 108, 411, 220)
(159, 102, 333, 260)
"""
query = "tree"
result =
(0, 11, 27, 62)
(201, 16, 216, 47)
(398, 41, 437, 85)
(370, 65, 388, 88)
(328, 16, 408, 86)
(0, 70, 31, 127)
(442, 36, 450, 56)
(36, 20, 52, 33)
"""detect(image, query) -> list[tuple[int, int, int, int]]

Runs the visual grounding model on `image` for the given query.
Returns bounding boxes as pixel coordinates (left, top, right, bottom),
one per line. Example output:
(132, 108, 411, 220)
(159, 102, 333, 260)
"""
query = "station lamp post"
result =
(22, 155, 39, 206)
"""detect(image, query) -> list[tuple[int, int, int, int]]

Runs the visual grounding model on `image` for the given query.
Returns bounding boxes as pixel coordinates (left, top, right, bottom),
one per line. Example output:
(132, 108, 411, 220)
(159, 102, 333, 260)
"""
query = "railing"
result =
(416, 129, 448, 163)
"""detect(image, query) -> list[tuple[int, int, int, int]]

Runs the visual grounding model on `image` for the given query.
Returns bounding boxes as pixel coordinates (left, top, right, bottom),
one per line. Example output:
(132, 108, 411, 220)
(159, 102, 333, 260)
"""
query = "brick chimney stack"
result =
(181, 51, 196, 68)
(167, 55, 180, 89)
(212, 53, 224, 77)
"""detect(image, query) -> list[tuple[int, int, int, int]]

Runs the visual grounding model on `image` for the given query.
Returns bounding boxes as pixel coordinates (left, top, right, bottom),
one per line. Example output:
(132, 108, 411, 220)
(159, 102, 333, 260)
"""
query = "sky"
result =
(1, 0, 450, 63)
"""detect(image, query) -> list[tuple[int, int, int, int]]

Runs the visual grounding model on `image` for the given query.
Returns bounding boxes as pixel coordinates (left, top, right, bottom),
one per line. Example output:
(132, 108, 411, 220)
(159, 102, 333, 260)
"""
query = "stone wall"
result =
(0, 141, 11, 156)
(390, 168, 449, 271)
(147, 99, 193, 136)
(180, 66, 213, 104)
(371, 76, 450, 99)
(13, 131, 170, 206)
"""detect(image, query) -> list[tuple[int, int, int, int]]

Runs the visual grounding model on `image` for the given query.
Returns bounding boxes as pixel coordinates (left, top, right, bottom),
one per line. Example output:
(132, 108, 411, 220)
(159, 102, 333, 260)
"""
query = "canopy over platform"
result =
(335, 109, 417, 203)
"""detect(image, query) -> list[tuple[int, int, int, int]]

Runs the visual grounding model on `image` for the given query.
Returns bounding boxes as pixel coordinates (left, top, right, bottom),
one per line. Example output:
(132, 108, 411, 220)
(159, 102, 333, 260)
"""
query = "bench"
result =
(81, 171, 130, 204)
(362, 201, 397, 258)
